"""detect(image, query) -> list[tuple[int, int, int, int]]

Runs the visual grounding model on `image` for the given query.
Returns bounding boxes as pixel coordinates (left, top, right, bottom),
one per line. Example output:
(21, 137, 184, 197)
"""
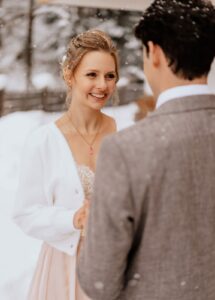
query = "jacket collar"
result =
(156, 84, 212, 109)
(150, 94, 215, 117)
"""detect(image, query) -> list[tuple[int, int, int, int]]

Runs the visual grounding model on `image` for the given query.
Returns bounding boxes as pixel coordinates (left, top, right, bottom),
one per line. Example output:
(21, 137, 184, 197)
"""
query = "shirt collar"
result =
(156, 84, 212, 109)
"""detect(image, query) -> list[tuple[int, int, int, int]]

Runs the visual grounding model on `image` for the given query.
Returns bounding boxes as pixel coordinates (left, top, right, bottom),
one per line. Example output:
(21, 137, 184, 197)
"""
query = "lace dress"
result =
(27, 165, 95, 300)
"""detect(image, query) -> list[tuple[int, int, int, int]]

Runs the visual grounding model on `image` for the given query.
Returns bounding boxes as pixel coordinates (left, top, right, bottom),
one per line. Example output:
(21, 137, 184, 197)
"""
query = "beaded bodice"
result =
(76, 164, 95, 199)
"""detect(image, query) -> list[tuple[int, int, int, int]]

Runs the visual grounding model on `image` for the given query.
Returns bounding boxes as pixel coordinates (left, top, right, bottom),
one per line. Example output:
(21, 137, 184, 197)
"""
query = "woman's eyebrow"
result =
(85, 69, 116, 73)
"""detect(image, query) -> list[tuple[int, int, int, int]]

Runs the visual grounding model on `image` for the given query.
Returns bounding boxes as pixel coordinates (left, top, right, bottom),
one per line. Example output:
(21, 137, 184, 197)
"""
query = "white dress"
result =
(27, 164, 94, 300)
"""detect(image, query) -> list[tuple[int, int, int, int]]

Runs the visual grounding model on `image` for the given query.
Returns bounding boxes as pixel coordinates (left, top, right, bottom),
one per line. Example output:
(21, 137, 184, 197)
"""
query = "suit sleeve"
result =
(12, 137, 79, 243)
(78, 135, 134, 300)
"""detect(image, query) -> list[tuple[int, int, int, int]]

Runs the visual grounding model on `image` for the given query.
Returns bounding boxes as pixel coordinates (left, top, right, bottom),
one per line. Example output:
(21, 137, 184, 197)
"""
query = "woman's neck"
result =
(67, 105, 103, 135)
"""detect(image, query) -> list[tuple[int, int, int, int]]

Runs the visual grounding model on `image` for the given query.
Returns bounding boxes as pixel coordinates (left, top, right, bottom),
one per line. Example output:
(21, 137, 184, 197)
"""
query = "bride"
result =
(13, 29, 119, 300)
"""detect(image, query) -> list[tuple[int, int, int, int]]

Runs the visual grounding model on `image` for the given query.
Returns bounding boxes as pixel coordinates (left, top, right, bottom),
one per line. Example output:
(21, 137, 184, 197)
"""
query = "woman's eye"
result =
(106, 73, 116, 80)
(86, 73, 96, 77)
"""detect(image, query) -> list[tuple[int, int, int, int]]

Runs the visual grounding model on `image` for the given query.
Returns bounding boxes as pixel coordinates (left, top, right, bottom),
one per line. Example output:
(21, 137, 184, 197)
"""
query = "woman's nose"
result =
(96, 76, 107, 90)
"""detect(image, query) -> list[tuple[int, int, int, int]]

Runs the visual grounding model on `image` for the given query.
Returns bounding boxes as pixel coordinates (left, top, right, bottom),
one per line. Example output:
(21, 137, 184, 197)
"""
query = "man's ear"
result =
(147, 41, 160, 67)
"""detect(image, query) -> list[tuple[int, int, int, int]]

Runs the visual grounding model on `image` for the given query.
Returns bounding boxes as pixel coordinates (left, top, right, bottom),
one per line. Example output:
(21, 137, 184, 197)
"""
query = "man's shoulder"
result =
(103, 116, 158, 150)
(114, 115, 159, 137)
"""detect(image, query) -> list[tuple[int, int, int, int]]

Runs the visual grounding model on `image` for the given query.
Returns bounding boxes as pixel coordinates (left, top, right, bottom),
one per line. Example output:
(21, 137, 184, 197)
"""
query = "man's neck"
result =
(156, 75, 208, 100)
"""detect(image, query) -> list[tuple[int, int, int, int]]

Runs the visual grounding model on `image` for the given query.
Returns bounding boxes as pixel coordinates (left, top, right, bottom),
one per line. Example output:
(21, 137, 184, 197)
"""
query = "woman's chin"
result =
(89, 97, 108, 109)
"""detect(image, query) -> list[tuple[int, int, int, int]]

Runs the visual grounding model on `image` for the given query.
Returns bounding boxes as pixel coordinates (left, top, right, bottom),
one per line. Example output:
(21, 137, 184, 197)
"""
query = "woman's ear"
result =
(63, 68, 73, 88)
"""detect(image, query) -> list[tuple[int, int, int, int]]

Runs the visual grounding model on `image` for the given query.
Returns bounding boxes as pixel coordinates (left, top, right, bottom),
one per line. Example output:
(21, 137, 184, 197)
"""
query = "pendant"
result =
(89, 146, 94, 156)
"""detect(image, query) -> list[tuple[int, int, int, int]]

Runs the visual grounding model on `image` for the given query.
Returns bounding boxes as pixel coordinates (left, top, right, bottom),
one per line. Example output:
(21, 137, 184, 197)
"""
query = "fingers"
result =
(83, 198, 90, 207)
(73, 199, 90, 229)
(74, 206, 86, 229)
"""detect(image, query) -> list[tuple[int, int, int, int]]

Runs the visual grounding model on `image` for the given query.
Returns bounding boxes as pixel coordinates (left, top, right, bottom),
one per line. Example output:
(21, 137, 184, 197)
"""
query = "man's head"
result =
(135, 0, 215, 96)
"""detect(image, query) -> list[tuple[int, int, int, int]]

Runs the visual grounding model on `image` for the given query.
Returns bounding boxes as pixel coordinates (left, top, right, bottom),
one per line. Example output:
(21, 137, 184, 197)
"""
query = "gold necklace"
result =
(67, 113, 103, 156)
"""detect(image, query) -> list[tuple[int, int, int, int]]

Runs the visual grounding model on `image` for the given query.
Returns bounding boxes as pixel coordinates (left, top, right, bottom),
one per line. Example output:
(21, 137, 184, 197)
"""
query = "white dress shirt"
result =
(13, 123, 85, 256)
(156, 84, 213, 109)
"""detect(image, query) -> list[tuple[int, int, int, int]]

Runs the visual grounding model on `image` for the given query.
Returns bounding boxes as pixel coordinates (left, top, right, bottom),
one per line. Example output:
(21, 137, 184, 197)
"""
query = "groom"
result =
(78, 0, 215, 299)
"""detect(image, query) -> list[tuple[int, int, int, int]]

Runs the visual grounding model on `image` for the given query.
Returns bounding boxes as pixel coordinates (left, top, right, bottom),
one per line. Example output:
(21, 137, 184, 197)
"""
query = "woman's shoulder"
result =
(24, 122, 57, 150)
(101, 113, 117, 133)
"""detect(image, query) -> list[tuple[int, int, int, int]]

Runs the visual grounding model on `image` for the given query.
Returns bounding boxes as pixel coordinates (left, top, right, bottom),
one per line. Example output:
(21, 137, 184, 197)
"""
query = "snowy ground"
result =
(0, 103, 138, 300)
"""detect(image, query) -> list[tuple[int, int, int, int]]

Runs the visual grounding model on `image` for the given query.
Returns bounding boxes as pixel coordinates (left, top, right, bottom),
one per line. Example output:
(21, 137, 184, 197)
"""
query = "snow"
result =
(0, 103, 138, 299)
(208, 58, 215, 93)
(32, 72, 56, 90)
(0, 2, 144, 102)
(0, 75, 8, 90)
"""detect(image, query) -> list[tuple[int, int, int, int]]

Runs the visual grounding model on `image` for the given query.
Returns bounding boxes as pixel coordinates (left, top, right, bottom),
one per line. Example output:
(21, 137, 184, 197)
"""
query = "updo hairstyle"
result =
(62, 29, 119, 85)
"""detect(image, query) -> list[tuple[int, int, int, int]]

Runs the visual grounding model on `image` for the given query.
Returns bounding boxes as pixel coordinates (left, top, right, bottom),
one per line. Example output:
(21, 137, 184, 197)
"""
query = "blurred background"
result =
(0, 0, 156, 116)
(0, 0, 214, 299)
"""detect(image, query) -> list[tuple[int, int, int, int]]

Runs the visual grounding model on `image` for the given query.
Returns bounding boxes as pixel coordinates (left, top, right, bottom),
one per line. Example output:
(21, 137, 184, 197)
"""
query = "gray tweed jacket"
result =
(78, 94, 215, 300)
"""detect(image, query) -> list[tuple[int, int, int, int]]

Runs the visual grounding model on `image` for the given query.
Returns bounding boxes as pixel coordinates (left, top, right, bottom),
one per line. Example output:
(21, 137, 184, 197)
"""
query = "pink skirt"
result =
(27, 239, 90, 300)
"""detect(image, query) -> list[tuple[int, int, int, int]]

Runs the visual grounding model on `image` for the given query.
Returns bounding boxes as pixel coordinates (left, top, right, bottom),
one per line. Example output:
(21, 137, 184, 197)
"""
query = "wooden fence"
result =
(0, 89, 67, 117)
(0, 89, 156, 121)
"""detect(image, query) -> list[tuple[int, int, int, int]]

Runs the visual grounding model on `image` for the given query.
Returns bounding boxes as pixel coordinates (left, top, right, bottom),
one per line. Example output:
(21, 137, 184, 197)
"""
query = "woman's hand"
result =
(73, 199, 90, 230)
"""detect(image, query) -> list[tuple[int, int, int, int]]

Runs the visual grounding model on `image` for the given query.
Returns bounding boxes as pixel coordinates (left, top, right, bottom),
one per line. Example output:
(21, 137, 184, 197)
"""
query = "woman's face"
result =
(69, 51, 117, 110)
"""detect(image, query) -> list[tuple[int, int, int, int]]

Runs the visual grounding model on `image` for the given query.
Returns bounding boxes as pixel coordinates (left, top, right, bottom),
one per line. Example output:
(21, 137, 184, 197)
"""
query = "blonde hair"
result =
(62, 29, 119, 86)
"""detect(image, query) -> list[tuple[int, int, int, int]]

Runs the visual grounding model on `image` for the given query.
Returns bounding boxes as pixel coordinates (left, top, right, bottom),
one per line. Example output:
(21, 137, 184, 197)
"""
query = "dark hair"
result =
(135, 0, 215, 80)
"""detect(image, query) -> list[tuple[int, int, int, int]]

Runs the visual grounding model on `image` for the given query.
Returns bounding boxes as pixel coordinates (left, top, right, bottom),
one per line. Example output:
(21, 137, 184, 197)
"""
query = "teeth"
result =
(91, 93, 105, 98)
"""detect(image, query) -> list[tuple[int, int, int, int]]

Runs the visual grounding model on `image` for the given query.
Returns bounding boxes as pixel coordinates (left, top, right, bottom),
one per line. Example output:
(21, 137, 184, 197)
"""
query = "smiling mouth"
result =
(90, 93, 107, 100)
